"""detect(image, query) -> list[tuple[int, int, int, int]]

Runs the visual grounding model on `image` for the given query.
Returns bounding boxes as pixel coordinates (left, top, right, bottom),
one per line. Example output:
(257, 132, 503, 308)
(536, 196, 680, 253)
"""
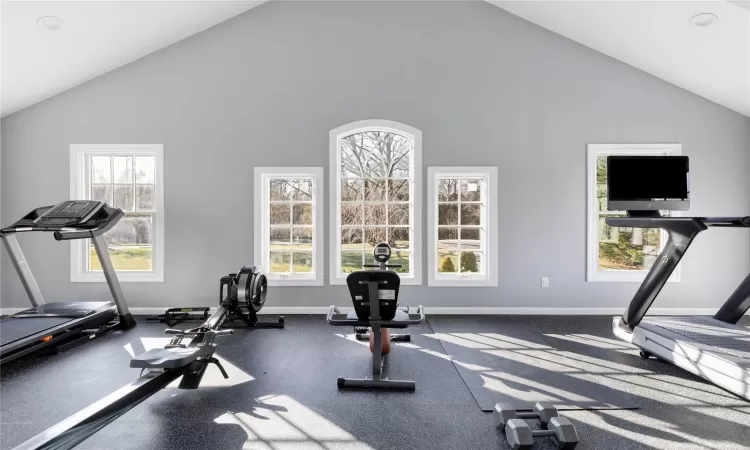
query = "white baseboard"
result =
(407, 307, 728, 316)
(258, 307, 738, 316)
(0, 306, 741, 316)
(128, 307, 342, 315)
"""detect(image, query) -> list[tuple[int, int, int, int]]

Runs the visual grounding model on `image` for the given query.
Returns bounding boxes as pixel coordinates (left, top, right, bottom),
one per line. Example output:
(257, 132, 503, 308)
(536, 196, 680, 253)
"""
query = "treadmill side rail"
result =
(2, 235, 45, 307)
(714, 272, 750, 324)
(91, 235, 132, 320)
(606, 217, 705, 330)
(607, 215, 750, 330)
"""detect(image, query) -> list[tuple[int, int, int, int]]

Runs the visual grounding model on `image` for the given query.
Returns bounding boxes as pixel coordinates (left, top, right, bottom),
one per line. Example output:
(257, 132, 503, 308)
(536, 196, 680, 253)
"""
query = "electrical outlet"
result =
(541, 277, 549, 288)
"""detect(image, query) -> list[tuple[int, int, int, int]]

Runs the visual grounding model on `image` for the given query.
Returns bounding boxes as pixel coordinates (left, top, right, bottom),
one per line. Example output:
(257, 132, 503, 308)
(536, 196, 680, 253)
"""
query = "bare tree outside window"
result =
(436, 177, 484, 274)
(268, 178, 314, 274)
(340, 131, 412, 274)
(88, 154, 156, 271)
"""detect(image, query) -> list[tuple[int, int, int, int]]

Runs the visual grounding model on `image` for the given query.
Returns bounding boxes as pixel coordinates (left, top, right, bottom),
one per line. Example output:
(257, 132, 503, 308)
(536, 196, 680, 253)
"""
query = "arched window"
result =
(329, 120, 422, 284)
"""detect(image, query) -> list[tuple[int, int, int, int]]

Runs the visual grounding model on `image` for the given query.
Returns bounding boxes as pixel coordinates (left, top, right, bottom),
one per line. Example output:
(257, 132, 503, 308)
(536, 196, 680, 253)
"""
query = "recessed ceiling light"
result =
(690, 13, 718, 27)
(36, 16, 63, 31)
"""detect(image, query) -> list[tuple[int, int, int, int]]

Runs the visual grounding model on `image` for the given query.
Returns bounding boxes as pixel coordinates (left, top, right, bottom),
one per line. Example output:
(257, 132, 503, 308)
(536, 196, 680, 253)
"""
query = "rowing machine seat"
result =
(130, 346, 212, 370)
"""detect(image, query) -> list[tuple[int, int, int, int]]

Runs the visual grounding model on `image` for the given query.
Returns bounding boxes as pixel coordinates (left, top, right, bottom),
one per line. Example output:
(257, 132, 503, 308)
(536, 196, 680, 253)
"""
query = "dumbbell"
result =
(505, 417, 579, 450)
(494, 402, 558, 428)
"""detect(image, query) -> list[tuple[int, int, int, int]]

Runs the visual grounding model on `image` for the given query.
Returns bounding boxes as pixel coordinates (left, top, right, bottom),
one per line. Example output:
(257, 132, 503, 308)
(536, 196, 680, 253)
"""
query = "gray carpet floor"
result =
(1, 315, 749, 450)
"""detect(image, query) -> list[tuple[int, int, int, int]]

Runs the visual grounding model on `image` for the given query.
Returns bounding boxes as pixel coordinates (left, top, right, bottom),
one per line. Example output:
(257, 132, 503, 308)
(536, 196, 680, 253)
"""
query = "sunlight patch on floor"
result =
(453, 361, 492, 371)
(419, 348, 454, 361)
(215, 394, 375, 450)
(482, 349, 581, 373)
(447, 333, 535, 350)
(334, 333, 370, 348)
(122, 337, 172, 357)
(546, 350, 650, 373)
(687, 405, 750, 427)
(567, 409, 747, 450)
(545, 333, 633, 350)
(423, 333, 493, 349)
(599, 373, 744, 407)
(576, 334, 636, 348)
(508, 349, 651, 375)
(478, 333, 552, 350)
(481, 371, 595, 403)
(425, 332, 553, 351)
(641, 373, 744, 400)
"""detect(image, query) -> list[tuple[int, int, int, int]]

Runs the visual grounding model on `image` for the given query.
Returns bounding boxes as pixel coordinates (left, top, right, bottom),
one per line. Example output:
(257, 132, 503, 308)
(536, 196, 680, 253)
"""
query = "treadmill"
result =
(0, 200, 136, 363)
(606, 156, 750, 401)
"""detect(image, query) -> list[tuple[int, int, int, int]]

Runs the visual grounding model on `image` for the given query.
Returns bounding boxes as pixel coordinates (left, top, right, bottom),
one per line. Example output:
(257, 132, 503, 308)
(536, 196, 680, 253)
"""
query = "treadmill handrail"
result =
(607, 215, 750, 330)
(606, 216, 750, 230)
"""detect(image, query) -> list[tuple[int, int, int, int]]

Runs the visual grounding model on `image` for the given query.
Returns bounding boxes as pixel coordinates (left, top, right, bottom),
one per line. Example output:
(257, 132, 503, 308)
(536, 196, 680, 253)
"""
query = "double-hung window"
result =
(427, 167, 498, 287)
(330, 120, 422, 285)
(70, 144, 164, 282)
(254, 167, 324, 286)
(587, 143, 681, 282)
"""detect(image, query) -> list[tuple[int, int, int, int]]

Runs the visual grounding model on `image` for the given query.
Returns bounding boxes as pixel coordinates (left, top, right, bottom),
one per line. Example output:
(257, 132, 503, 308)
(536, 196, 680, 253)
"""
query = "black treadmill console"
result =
(35, 201, 105, 227)
(0, 200, 124, 239)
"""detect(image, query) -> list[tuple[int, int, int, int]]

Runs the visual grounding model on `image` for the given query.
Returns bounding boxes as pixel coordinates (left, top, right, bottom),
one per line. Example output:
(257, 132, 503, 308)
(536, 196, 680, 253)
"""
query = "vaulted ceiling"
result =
(1, 0, 265, 117)
(2, 0, 748, 118)
(491, 0, 750, 117)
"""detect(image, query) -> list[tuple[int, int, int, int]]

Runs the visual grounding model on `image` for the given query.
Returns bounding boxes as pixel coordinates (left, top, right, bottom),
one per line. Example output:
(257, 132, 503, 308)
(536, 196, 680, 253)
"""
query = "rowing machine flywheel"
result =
(234, 265, 268, 312)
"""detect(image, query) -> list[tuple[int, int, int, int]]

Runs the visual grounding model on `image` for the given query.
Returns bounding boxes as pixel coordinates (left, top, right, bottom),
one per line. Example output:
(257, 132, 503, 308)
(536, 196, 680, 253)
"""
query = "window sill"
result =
(330, 276, 423, 286)
(267, 278, 324, 287)
(587, 270, 680, 283)
(72, 272, 164, 283)
(428, 278, 498, 287)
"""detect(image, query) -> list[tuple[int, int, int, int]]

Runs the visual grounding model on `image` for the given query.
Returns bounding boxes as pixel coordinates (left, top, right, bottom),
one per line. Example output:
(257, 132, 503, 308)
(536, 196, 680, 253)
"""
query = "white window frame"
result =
(427, 167, 498, 287)
(69, 144, 165, 283)
(587, 143, 682, 282)
(254, 167, 324, 286)
(329, 119, 422, 285)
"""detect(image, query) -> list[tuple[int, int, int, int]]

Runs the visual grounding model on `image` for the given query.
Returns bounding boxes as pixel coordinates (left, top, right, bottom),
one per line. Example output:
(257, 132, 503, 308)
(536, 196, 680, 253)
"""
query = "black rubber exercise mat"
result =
(427, 316, 639, 412)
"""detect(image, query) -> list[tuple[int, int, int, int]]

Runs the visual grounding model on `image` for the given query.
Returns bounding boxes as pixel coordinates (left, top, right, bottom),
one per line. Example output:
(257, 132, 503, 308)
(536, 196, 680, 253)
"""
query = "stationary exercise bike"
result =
(353, 243, 411, 355)
(327, 243, 425, 390)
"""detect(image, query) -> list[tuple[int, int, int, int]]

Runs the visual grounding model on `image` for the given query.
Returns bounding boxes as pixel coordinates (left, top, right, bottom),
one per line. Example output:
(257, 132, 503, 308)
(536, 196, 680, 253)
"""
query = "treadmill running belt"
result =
(644, 317, 750, 360)
(0, 317, 74, 346)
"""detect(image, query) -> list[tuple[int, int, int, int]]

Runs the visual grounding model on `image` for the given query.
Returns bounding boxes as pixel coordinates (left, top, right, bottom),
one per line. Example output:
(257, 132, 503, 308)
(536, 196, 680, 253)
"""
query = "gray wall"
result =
(2, 1, 749, 310)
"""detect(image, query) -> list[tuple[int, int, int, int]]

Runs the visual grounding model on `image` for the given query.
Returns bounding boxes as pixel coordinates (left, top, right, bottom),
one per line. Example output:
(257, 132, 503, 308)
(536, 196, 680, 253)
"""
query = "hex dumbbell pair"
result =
(494, 402, 579, 450)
